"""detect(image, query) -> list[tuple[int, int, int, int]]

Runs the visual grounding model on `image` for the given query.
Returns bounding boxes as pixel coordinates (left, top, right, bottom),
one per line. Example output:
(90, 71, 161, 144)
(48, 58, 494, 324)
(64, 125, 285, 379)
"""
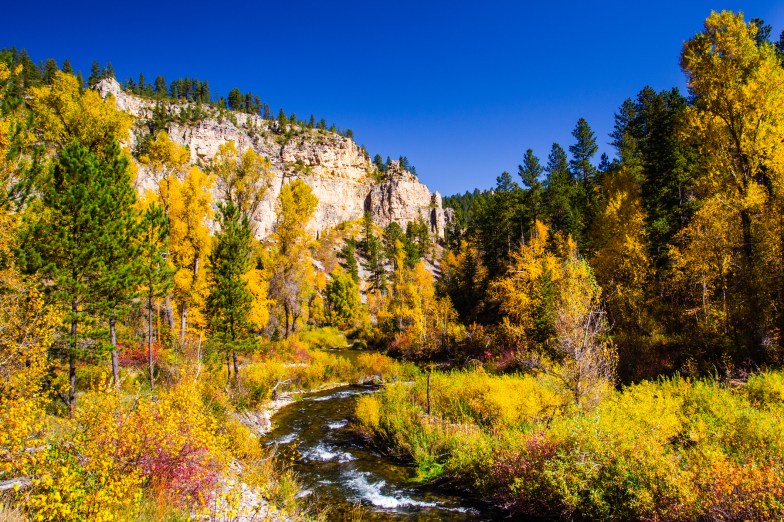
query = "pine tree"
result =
(227, 88, 241, 111)
(41, 58, 58, 84)
(20, 143, 113, 413)
(154, 75, 167, 97)
(137, 202, 172, 390)
(88, 61, 101, 87)
(543, 143, 581, 243)
(93, 141, 141, 389)
(207, 201, 254, 383)
(569, 118, 598, 241)
(341, 241, 360, 282)
(519, 148, 544, 240)
(61, 58, 73, 75)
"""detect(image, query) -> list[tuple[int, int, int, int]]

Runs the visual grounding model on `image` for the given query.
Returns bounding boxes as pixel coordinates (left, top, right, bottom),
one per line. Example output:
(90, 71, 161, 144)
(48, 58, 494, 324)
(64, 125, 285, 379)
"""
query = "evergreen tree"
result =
(341, 241, 359, 282)
(207, 201, 254, 384)
(88, 61, 101, 87)
(20, 143, 115, 413)
(543, 143, 581, 241)
(519, 148, 544, 240)
(154, 75, 167, 97)
(61, 58, 73, 75)
(93, 141, 141, 389)
(473, 171, 524, 276)
(569, 118, 598, 241)
(138, 203, 172, 390)
(228, 88, 242, 110)
(41, 58, 58, 84)
(362, 212, 386, 292)
(383, 222, 404, 264)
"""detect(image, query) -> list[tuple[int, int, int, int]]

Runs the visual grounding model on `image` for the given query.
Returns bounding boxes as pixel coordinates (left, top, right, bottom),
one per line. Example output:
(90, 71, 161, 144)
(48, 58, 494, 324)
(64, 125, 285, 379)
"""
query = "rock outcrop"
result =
(97, 79, 445, 239)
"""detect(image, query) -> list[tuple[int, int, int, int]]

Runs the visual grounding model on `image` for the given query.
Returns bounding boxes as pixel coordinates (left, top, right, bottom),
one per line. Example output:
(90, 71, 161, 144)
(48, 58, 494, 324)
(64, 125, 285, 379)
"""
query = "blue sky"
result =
(4, 1, 784, 195)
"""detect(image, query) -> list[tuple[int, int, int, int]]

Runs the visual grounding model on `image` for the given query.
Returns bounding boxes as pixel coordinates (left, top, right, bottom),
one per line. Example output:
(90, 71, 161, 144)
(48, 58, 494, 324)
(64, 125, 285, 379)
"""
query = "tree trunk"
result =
(164, 294, 175, 331)
(148, 292, 155, 391)
(69, 297, 77, 417)
(740, 208, 763, 355)
(110, 312, 119, 390)
(180, 302, 187, 346)
(226, 353, 232, 383)
(284, 302, 290, 338)
(232, 352, 239, 385)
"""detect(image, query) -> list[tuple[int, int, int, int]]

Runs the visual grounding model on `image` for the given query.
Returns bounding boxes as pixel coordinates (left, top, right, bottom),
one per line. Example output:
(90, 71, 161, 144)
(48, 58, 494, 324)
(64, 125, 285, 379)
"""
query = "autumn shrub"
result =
(118, 341, 161, 369)
(358, 369, 784, 520)
(744, 370, 784, 405)
(298, 325, 349, 348)
(355, 352, 419, 382)
(21, 379, 230, 521)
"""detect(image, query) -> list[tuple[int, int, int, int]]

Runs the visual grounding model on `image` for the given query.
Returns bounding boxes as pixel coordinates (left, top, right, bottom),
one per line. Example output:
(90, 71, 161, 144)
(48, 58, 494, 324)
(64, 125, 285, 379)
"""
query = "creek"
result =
(262, 350, 501, 520)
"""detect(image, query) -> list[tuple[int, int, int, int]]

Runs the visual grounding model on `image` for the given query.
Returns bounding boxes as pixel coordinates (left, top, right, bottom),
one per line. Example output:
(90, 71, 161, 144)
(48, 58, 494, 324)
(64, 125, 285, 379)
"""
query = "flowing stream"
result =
(262, 351, 501, 520)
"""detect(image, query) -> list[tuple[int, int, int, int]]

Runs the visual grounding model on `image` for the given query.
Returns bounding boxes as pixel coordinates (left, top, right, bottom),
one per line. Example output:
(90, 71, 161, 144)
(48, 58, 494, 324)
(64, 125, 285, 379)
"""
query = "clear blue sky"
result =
(4, 1, 784, 195)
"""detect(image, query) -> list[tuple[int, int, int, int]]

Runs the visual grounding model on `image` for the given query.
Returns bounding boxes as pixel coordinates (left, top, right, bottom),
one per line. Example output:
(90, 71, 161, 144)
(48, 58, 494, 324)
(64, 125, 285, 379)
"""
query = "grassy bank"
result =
(355, 369, 784, 520)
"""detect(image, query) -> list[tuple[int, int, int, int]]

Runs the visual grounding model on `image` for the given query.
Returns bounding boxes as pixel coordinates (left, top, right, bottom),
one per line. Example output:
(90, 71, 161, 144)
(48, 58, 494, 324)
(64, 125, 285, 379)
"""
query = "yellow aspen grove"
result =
(168, 166, 214, 343)
(679, 11, 784, 357)
(139, 131, 191, 333)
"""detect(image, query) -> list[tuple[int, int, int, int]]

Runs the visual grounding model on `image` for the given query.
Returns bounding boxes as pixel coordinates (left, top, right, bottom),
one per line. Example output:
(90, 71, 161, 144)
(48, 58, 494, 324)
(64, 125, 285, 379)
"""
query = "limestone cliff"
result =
(97, 79, 445, 239)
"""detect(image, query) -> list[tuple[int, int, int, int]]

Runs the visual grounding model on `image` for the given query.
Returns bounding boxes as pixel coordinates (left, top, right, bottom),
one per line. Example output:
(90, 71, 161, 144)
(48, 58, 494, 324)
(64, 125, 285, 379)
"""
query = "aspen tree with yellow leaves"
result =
(168, 166, 214, 344)
(268, 179, 318, 337)
(139, 131, 191, 334)
(677, 10, 784, 359)
(591, 164, 655, 342)
(211, 141, 273, 233)
(28, 71, 131, 156)
(491, 221, 615, 407)
(139, 130, 190, 212)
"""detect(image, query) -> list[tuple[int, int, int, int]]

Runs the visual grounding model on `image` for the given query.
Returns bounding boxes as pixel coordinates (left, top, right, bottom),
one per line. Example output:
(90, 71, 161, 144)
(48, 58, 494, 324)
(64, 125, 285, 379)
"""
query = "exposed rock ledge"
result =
(97, 78, 445, 239)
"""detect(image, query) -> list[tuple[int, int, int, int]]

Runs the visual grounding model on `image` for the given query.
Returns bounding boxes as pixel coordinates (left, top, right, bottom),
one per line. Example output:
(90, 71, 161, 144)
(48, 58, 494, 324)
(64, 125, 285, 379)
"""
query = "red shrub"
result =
(118, 342, 160, 369)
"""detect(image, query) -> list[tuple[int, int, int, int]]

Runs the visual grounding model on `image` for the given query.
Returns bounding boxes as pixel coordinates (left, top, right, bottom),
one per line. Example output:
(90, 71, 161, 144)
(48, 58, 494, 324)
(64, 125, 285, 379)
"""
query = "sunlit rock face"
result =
(97, 78, 445, 239)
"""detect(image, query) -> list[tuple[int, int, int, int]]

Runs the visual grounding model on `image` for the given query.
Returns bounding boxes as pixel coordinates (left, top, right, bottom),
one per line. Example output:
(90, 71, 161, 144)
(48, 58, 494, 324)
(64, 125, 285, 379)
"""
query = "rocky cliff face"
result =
(97, 79, 445, 239)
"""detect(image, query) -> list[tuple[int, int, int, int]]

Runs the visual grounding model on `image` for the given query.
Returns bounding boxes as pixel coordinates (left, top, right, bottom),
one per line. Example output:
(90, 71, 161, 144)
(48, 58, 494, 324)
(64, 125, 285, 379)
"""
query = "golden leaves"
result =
(28, 71, 131, 155)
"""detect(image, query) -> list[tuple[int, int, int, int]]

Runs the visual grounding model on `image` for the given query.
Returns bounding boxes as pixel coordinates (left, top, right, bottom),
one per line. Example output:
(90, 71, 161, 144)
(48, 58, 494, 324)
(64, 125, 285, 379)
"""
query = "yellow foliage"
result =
(24, 379, 230, 520)
(168, 166, 214, 337)
(28, 71, 131, 155)
(139, 131, 190, 212)
(243, 268, 271, 330)
(490, 221, 560, 341)
(591, 165, 653, 332)
(0, 271, 57, 482)
(211, 141, 272, 229)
